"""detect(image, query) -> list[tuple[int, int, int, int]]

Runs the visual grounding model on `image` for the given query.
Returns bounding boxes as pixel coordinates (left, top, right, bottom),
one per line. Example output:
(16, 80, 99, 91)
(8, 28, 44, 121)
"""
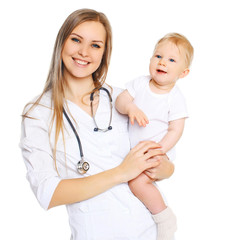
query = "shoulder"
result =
(169, 85, 186, 101)
(125, 75, 150, 98)
(23, 91, 53, 122)
(128, 75, 150, 86)
(102, 84, 124, 102)
(24, 90, 52, 108)
(112, 86, 124, 100)
(168, 85, 188, 119)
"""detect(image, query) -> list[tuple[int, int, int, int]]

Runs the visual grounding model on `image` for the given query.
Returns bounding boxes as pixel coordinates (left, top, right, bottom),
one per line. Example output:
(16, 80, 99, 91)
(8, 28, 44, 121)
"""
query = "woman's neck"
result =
(64, 75, 95, 103)
(64, 76, 99, 116)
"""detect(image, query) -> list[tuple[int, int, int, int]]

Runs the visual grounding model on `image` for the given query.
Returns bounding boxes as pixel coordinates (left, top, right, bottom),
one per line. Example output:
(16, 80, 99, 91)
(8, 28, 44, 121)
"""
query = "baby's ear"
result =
(179, 68, 190, 79)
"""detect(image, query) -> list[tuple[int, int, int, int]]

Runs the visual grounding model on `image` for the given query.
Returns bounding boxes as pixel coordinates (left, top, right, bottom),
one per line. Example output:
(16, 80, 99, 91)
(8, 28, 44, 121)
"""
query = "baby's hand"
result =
(127, 103, 149, 127)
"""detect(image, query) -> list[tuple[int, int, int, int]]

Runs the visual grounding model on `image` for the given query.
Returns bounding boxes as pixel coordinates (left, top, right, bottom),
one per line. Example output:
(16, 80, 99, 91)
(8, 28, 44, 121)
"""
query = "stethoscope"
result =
(63, 87, 113, 174)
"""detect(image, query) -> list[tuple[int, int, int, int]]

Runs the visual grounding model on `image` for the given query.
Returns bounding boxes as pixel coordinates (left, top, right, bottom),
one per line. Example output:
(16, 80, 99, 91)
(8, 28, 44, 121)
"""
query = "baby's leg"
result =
(129, 173, 177, 240)
(129, 173, 166, 214)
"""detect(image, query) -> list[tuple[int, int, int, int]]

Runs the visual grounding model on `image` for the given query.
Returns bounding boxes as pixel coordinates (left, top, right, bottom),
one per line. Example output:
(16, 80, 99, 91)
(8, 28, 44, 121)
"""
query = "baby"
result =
(116, 33, 194, 240)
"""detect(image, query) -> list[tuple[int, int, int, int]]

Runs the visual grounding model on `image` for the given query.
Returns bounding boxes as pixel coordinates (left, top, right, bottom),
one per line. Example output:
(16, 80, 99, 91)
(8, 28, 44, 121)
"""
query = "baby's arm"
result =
(115, 90, 149, 127)
(159, 118, 185, 153)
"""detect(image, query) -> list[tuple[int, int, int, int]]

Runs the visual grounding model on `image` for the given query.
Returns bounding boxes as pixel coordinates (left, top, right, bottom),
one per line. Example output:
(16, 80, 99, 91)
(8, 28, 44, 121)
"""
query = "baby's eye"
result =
(92, 43, 101, 48)
(155, 55, 162, 59)
(169, 58, 175, 62)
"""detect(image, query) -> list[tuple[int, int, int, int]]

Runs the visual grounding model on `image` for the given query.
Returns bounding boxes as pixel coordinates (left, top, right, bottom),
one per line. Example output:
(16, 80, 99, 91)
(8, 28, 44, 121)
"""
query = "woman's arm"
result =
(48, 141, 162, 209)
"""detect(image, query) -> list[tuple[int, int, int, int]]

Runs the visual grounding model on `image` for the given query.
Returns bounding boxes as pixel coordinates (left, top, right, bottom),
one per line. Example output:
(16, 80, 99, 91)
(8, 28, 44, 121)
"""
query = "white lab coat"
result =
(20, 85, 157, 240)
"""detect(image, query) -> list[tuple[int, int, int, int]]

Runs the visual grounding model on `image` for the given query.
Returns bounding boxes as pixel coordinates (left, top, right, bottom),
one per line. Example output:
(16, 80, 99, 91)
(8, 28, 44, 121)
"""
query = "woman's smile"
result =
(72, 58, 90, 66)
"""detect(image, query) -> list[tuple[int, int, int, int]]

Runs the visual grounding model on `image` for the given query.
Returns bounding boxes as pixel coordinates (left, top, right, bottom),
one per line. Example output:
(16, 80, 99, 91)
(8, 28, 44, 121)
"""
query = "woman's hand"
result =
(118, 141, 163, 183)
(49, 141, 162, 209)
(144, 154, 175, 181)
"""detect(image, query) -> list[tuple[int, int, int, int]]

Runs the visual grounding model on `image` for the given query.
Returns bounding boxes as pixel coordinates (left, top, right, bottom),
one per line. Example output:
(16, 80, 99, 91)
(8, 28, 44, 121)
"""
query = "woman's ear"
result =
(179, 68, 190, 79)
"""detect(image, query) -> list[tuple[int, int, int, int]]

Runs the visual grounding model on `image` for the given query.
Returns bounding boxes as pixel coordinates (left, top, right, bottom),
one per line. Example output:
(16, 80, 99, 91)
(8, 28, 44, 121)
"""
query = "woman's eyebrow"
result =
(70, 33, 104, 44)
(70, 33, 83, 38)
(92, 40, 104, 44)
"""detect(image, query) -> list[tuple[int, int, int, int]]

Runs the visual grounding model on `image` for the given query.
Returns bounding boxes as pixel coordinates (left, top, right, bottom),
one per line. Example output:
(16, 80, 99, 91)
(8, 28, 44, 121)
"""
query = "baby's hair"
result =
(155, 33, 194, 67)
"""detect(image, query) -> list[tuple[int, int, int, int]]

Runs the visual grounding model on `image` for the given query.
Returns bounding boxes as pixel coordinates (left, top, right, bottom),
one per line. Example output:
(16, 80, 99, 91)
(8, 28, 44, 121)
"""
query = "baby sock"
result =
(152, 206, 177, 240)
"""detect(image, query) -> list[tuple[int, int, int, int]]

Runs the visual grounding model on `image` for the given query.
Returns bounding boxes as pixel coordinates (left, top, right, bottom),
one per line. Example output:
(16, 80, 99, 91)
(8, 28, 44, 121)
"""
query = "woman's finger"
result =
(143, 149, 163, 159)
(132, 140, 161, 153)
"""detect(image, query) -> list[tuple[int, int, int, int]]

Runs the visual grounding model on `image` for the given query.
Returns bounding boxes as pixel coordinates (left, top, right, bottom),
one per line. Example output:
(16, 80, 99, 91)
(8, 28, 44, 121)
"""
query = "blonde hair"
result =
(155, 32, 194, 67)
(23, 9, 112, 171)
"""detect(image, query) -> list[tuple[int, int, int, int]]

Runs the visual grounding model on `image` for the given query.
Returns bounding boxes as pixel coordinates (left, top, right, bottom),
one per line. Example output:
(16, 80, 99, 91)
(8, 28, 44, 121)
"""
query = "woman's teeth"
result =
(75, 59, 89, 65)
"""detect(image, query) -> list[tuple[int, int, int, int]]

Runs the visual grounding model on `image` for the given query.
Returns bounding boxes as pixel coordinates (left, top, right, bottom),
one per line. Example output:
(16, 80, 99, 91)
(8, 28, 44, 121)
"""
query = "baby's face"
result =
(149, 40, 188, 89)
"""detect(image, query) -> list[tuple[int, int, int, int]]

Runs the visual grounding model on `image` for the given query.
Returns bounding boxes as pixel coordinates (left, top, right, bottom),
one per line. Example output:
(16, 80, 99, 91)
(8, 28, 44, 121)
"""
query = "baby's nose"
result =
(158, 58, 166, 66)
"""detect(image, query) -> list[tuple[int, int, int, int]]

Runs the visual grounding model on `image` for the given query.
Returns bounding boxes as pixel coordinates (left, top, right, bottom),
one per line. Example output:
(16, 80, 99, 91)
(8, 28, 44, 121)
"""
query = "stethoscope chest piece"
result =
(77, 159, 90, 174)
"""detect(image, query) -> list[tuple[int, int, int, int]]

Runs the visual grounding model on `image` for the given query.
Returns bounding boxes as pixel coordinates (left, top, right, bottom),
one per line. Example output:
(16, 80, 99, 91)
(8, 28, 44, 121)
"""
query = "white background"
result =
(1, 0, 227, 239)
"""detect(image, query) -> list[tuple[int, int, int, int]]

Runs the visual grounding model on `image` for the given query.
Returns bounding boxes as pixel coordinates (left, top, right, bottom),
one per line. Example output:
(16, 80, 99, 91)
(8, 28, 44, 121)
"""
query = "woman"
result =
(20, 9, 174, 240)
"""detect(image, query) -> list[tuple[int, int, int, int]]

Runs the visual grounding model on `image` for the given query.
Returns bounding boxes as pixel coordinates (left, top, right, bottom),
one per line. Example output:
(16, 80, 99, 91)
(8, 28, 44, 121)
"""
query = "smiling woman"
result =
(62, 21, 106, 84)
(20, 8, 174, 240)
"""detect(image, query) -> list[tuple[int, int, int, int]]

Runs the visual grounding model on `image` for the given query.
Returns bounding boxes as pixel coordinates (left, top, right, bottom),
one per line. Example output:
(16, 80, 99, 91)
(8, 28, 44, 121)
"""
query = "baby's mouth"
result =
(157, 69, 167, 74)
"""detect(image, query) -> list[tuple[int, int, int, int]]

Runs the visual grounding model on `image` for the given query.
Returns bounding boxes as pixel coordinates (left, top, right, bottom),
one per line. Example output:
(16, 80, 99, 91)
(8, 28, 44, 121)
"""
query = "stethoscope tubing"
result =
(63, 108, 84, 159)
(90, 87, 113, 132)
(63, 87, 113, 174)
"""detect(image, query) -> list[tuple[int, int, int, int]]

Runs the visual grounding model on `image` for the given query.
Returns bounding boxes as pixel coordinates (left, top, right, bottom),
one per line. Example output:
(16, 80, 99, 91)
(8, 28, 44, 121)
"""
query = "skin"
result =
(149, 40, 189, 93)
(115, 40, 189, 215)
(62, 21, 106, 114)
(49, 141, 165, 208)
(116, 40, 190, 126)
(48, 21, 174, 209)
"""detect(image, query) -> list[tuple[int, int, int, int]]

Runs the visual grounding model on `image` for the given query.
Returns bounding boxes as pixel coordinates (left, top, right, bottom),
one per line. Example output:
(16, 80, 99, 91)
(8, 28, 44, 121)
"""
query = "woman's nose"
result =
(78, 44, 89, 57)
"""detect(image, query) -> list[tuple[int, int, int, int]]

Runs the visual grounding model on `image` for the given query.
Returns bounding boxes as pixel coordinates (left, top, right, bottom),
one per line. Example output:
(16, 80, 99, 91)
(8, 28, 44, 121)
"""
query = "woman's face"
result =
(62, 21, 106, 82)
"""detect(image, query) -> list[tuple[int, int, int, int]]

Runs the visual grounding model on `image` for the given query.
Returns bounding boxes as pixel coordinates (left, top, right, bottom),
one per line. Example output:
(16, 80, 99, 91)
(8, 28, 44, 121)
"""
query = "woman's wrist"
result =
(111, 165, 128, 184)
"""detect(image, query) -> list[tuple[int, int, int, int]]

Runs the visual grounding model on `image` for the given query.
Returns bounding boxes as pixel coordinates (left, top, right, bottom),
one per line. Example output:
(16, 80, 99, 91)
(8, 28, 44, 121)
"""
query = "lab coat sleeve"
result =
(20, 106, 62, 210)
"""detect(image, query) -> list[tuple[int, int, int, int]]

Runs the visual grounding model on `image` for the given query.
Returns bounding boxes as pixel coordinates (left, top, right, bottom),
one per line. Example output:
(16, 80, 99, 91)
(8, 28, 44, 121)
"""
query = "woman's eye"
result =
(169, 58, 175, 62)
(156, 55, 161, 59)
(92, 44, 100, 48)
(72, 38, 80, 43)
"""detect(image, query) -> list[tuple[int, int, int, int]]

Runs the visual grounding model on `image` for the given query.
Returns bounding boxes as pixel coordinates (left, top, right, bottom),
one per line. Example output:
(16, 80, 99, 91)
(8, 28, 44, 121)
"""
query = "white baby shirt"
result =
(126, 75, 188, 160)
